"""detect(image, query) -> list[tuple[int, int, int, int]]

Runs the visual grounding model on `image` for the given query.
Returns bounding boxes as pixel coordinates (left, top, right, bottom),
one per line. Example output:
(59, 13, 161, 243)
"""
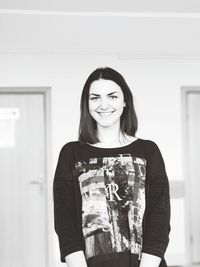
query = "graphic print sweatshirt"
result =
(53, 138, 170, 267)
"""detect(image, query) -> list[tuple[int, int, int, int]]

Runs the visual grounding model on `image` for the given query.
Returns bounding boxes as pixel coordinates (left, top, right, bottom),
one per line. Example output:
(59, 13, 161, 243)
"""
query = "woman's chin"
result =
(96, 120, 120, 128)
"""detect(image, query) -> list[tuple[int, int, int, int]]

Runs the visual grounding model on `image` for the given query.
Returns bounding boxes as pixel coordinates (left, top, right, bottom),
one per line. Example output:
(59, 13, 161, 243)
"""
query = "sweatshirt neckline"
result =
(85, 138, 141, 151)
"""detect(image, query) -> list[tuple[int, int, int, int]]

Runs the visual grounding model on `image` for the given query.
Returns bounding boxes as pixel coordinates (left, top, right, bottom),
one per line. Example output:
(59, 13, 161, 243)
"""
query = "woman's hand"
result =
(65, 250, 88, 267)
(139, 253, 161, 267)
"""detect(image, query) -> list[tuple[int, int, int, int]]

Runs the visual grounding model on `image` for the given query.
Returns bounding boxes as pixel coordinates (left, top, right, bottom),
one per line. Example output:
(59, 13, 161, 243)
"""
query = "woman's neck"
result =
(96, 122, 120, 144)
(95, 123, 135, 147)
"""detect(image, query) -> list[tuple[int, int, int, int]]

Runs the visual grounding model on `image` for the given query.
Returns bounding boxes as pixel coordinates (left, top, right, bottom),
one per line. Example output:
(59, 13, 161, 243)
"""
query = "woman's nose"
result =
(100, 98, 109, 110)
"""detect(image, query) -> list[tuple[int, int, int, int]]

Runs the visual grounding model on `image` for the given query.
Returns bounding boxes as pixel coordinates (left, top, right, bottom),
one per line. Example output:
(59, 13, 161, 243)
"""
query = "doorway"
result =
(182, 86, 200, 265)
(0, 88, 52, 267)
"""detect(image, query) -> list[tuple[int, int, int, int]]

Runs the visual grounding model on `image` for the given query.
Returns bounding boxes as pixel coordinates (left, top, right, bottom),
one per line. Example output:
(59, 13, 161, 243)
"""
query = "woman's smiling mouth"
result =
(98, 111, 114, 116)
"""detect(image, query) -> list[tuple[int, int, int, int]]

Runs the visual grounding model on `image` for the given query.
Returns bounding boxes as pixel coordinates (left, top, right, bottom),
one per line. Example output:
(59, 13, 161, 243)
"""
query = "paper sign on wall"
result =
(0, 108, 20, 148)
(0, 108, 20, 120)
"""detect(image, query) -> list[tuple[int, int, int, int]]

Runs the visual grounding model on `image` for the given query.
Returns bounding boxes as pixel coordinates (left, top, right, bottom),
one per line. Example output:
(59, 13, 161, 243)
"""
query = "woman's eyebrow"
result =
(89, 91, 119, 96)
(108, 91, 119, 95)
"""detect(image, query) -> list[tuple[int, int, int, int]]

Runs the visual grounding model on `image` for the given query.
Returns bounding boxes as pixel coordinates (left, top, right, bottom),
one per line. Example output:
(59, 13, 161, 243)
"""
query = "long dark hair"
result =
(78, 67, 138, 144)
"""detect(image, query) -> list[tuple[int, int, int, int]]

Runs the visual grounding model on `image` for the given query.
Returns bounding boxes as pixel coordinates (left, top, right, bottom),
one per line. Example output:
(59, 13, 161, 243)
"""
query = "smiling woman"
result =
(79, 67, 138, 146)
(53, 67, 170, 267)
(88, 79, 125, 130)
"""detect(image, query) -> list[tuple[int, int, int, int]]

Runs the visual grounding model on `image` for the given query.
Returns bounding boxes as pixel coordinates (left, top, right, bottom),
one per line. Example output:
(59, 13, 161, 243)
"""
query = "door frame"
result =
(0, 87, 53, 267)
(181, 86, 200, 265)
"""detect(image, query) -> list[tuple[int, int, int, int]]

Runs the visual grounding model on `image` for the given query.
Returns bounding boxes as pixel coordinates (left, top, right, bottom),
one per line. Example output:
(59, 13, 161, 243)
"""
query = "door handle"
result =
(29, 178, 44, 191)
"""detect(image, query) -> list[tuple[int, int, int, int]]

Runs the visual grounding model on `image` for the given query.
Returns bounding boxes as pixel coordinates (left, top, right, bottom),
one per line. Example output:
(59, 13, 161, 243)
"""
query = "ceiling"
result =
(1, 0, 200, 13)
(0, 1, 200, 56)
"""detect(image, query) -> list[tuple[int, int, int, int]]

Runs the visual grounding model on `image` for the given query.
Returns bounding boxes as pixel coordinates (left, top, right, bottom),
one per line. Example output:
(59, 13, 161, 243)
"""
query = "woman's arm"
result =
(65, 251, 88, 267)
(53, 143, 84, 263)
(140, 253, 161, 267)
(142, 141, 171, 260)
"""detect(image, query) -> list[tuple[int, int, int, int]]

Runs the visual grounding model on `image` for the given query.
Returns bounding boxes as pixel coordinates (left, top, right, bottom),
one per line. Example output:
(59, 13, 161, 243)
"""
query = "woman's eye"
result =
(90, 97, 99, 101)
(109, 95, 118, 99)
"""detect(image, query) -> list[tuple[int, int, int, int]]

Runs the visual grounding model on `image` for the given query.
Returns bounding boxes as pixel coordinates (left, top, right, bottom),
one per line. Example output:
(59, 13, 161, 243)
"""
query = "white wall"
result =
(0, 54, 199, 266)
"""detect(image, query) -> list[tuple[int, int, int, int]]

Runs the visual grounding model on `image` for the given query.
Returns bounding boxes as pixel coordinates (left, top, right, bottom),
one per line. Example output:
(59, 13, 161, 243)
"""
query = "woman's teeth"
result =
(99, 112, 113, 116)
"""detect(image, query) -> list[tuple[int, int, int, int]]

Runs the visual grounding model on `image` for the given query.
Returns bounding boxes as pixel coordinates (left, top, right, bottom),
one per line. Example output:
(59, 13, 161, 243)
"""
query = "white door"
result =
(0, 93, 47, 267)
(187, 91, 200, 264)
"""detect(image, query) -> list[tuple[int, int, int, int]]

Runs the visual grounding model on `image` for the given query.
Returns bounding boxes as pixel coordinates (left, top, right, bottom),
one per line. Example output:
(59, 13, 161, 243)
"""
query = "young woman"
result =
(53, 67, 170, 267)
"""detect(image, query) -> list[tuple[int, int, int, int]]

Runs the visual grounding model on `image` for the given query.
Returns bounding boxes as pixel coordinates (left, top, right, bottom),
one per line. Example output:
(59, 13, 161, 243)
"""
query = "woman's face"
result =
(88, 79, 126, 128)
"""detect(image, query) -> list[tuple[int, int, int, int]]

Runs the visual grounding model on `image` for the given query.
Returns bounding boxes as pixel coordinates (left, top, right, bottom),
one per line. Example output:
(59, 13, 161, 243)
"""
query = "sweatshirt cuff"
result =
(60, 247, 84, 263)
(142, 245, 166, 259)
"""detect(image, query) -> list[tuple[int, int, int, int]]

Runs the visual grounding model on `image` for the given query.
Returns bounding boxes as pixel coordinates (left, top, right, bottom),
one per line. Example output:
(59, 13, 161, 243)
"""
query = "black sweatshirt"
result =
(53, 138, 170, 267)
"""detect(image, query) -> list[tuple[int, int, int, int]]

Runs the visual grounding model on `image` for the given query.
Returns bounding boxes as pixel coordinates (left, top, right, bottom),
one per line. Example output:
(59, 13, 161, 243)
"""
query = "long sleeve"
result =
(53, 144, 83, 262)
(142, 141, 171, 259)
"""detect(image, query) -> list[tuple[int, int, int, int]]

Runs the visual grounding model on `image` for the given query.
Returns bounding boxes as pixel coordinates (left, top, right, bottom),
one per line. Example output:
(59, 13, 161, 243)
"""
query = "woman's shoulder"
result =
(138, 138, 162, 155)
(125, 135, 158, 147)
(58, 140, 80, 154)
(139, 138, 165, 164)
(140, 138, 159, 147)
